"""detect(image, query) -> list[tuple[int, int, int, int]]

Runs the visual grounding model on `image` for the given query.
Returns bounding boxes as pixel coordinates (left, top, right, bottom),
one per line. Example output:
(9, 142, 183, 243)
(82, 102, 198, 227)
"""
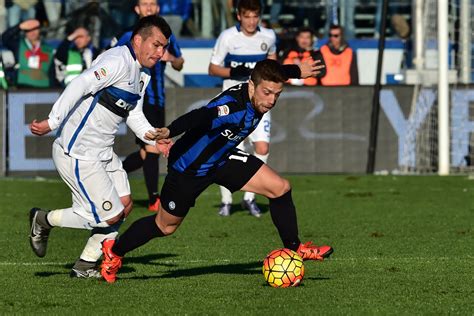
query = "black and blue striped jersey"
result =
(167, 83, 262, 176)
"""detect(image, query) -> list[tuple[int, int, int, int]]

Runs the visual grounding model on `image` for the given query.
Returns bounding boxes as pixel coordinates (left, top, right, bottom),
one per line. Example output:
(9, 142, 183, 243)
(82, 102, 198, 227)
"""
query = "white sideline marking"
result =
(0, 256, 472, 267)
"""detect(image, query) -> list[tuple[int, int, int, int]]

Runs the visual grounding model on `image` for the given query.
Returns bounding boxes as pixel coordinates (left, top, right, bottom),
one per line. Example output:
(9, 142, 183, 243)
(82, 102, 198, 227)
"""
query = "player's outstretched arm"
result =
(298, 58, 326, 79)
(30, 119, 52, 136)
(166, 107, 216, 138)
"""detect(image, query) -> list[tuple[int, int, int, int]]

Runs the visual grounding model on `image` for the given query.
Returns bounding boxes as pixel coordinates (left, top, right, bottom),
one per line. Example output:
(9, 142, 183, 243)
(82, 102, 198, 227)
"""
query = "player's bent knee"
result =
(155, 213, 180, 236)
(271, 178, 291, 198)
(156, 221, 178, 236)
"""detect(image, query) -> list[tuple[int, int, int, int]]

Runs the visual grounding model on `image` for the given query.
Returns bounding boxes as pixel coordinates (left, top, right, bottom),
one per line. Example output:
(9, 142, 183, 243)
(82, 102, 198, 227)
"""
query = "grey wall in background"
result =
(7, 86, 416, 175)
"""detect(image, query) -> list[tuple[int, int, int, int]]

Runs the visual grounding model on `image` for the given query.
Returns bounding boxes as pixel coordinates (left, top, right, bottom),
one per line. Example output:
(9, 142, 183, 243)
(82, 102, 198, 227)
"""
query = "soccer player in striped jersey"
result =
(209, 0, 276, 217)
(28, 16, 173, 278)
(100, 59, 333, 283)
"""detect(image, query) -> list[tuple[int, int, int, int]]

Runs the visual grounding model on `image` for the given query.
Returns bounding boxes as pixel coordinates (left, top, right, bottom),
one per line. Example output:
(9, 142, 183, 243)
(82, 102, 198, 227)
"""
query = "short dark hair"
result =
(297, 26, 315, 37)
(132, 15, 171, 41)
(250, 60, 287, 86)
(237, 0, 262, 14)
(329, 24, 343, 33)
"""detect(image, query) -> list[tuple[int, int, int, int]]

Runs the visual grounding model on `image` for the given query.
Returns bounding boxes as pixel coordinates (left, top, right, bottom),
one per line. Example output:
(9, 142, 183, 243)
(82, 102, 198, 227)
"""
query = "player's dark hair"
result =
(251, 60, 287, 86)
(132, 15, 171, 40)
(237, 0, 262, 14)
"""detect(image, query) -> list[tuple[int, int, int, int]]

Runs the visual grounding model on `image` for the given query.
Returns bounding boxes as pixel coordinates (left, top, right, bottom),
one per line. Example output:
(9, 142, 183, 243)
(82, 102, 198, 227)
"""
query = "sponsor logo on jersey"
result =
(221, 129, 244, 142)
(115, 99, 136, 111)
(94, 71, 100, 80)
(102, 201, 112, 211)
(230, 61, 256, 70)
(100, 67, 107, 77)
(261, 42, 268, 51)
(217, 105, 230, 117)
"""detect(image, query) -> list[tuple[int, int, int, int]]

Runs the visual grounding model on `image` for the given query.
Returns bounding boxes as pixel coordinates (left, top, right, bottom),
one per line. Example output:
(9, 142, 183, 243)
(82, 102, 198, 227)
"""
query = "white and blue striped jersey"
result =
(210, 24, 277, 90)
(48, 43, 155, 161)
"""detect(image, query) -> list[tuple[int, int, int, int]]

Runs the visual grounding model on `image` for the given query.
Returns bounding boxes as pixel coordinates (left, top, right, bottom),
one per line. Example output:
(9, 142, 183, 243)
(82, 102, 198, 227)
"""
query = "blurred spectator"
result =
(2, 19, 55, 88)
(320, 24, 358, 86)
(7, 0, 38, 28)
(324, 0, 355, 39)
(282, 27, 319, 86)
(64, 1, 119, 49)
(54, 27, 97, 86)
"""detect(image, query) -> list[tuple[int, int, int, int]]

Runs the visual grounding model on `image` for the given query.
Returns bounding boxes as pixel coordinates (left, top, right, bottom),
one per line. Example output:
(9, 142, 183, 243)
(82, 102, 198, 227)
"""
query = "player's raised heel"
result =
(29, 207, 51, 258)
(218, 203, 231, 216)
(297, 241, 333, 261)
(101, 239, 123, 283)
(241, 199, 262, 218)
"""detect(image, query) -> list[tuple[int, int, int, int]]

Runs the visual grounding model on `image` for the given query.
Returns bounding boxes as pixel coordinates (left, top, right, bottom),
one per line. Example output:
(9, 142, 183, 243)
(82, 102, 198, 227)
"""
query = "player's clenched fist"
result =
(145, 127, 170, 141)
(30, 119, 52, 136)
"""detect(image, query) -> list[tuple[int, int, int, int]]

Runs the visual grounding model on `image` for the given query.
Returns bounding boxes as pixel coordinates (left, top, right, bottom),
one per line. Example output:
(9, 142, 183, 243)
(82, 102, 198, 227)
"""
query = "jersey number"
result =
(229, 150, 249, 163)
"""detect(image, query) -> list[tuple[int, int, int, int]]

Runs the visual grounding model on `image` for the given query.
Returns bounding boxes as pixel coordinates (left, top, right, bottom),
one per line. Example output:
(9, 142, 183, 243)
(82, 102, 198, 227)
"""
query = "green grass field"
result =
(0, 175, 473, 314)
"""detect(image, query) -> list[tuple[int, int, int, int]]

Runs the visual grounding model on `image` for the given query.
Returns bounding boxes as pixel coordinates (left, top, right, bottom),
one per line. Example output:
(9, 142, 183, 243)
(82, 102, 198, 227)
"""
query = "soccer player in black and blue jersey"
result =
(101, 59, 333, 283)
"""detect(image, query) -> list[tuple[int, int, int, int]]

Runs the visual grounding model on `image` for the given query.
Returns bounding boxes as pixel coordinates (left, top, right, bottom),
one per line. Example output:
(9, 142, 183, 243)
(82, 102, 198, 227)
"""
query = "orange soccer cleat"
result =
(297, 241, 333, 261)
(148, 196, 161, 212)
(101, 239, 123, 283)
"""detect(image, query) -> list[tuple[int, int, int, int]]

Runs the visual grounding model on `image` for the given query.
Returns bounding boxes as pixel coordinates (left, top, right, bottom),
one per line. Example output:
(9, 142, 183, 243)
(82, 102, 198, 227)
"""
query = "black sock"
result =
(112, 215, 164, 257)
(37, 210, 53, 229)
(268, 190, 301, 251)
(143, 152, 160, 203)
(122, 151, 143, 173)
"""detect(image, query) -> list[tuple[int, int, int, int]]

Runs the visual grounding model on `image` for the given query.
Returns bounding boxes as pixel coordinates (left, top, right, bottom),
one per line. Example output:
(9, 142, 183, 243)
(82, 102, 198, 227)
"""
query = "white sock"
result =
(47, 208, 94, 229)
(79, 227, 120, 262)
(243, 191, 255, 201)
(220, 186, 233, 204)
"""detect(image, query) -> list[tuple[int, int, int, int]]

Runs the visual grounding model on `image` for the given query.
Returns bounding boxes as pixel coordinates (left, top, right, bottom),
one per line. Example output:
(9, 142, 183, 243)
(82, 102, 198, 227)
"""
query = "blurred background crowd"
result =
(0, 0, 457, 89)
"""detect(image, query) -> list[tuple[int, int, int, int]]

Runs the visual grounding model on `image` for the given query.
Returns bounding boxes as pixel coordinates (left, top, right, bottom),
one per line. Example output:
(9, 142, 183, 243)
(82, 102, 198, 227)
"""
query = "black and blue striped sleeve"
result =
(168, 34, 182, 58)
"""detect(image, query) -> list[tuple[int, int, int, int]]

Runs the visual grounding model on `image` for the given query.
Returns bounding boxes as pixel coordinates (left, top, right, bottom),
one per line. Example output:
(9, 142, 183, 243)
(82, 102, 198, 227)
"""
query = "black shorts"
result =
(160, 151, 264, 217)
(135, 104, 165, 146)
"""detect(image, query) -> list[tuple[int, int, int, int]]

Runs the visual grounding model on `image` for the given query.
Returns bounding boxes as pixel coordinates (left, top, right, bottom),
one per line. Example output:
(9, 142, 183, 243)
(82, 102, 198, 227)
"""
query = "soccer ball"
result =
(262, 248, 304, 288)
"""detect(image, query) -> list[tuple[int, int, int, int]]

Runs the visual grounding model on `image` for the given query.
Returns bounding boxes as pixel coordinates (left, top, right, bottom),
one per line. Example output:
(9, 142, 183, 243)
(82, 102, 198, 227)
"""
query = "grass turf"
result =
(0, 175, 473, 314)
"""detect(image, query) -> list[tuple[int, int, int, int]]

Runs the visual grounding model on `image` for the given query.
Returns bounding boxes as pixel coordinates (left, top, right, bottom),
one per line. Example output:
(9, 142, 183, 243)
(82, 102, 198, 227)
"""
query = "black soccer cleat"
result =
(70, 268, 102, 279)
(29, 207, 51, 258)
